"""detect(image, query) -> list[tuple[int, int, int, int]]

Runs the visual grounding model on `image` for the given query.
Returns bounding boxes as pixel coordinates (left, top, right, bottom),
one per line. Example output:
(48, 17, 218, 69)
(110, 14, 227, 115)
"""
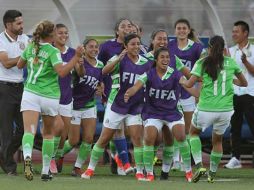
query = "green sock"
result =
(75, 142, 92, 168)
(63, 140, 73, 155)
(143, 146, 154, 174)
(53, 136, 61, 157)
(109, 141, 116, 155)
(190, 136, 202, 165)
(88, 144, 104, 170)
(173, 139, 180, 162)
(178, 140, 191, 172)
(22, 132, 35, 159)
(210, 151, 223, 173)
(42, 138, 54, 174)
(134, 146, 144, 173)
(162, 146, 174, 173)
(55, 149, 64, 160)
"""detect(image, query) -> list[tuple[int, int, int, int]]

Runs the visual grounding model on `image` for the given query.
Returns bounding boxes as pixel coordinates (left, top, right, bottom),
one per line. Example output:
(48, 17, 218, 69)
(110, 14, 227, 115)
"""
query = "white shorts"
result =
(21, 90, 59, 116)
(58, 102, 72, 117)
(179, 96, 196, 112)
(71, 107, 97, 125)
(192, 109, 234, 135)
(144, 118, 185, 131)
(103, 103, 142, 130)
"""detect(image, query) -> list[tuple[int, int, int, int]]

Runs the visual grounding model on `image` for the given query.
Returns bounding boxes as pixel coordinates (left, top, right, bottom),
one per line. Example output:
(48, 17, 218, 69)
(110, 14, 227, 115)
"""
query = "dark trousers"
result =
(0, 82, 24, 173)
(230, 94, 254, 159)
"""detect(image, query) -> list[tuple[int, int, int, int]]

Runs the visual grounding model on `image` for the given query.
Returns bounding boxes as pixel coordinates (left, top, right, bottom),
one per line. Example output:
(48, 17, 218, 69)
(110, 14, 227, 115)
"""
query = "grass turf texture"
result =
(0, 164, 254, 190)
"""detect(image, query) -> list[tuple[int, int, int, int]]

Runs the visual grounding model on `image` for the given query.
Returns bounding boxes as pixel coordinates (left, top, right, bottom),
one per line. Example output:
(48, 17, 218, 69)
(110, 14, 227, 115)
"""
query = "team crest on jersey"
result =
(19, 42, 26, 50)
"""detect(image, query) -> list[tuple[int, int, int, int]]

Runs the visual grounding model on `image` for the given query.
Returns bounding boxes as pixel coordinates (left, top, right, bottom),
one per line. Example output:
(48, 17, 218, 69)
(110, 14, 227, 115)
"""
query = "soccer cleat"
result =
(123, 163, 134, 174)
(192, 167, 207, 183)
(135, 172, 146, 181)
(185, 171, 193, 182)
(71, 167, 84, 177)
(224, 157, 242, 169)
(117, 166, 126, 175)
(146, 173, 155, 182)
(160, 171, 169, 180)
(207, 171, 215, 183)
(41, 171, 53, 182)
(81, 169, 94, 179)
(56, 157, 64, 173)
(24, 156, 33, 181)
(50, 159, 58, 174)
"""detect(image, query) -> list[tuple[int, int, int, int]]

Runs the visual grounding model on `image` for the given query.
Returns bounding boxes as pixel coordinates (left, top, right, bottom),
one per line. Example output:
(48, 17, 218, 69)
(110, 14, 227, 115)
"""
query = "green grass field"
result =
(0, 164, 254, 190)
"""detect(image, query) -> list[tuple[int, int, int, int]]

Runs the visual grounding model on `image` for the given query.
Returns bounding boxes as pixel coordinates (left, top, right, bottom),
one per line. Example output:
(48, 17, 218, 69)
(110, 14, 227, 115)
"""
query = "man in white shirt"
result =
(0, 10, 29, 175)
(225, 21, 254, 169)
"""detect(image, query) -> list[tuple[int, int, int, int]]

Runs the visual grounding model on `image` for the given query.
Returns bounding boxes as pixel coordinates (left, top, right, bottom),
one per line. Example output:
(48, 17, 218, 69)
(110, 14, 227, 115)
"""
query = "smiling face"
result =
(232, 25, 248, 44)
(116, 19, 133, 41)
(152, 31, 168, 51)
(155, 50, 170, 70)
(84, 39, 99, 58)
(175, 22, 190, 40)
(54, 26, 69, 46)
(125, 37, 141, 57)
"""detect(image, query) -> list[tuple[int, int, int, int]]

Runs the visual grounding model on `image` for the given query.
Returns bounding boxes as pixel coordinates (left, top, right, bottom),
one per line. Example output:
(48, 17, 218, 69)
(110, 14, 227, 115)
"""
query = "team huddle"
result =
(0, 9, 252, 183)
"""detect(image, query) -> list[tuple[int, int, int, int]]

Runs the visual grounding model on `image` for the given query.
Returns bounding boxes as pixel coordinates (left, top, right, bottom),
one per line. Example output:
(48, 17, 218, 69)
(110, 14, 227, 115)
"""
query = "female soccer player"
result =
(67, 38, 104, 176)
(124, 47, 193, 182)
(98, 18, 133, 175)
(82, 33, 152, 181)
(17, 20, 83, 181)
(168, 18, 204, 170)
(180, 35, 247, 183)
(50, 23, 84, 174)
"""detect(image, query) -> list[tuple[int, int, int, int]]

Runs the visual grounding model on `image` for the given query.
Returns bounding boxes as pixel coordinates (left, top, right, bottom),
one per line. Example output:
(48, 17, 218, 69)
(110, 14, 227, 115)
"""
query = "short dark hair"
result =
(234, 20, 249, 35)
(3, 10, 22, 27)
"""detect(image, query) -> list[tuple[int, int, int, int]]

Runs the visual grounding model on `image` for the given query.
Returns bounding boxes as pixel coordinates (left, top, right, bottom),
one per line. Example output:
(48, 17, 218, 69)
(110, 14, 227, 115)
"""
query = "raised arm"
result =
(124, 80, 144, 103)
(102, 49, 127, 75)
(179, 75, 198, 88)
(74, 57, 85, 77)
(54, 45, 83, 77)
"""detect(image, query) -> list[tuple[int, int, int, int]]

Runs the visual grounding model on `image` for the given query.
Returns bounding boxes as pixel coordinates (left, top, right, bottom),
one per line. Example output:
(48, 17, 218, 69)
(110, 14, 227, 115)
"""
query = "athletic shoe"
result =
(81, 169, 94, 179)
(192, 167, 206, 183)
(123, 163, 134, 174)
(56, 157, 64, 173)
(50, 159, 58, 174)
(171, 161, 181, 171)
(146, 173, 154, 182)
(135, 172, 146, 181)
(207, 171, 215, 183)
(160, 171, 169, 180)
(41, 171, 53, 182)
(71, 167, 84, 177)
(185, 171, 193, 182)
(117, 166, 126, 175)
(24, 156, 33, 181)
(224, 157, 242, 169)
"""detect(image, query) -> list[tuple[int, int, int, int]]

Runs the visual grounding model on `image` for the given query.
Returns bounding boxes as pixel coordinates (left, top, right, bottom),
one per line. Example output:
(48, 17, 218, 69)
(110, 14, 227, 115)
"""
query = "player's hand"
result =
(241, 52, 247, 64)
(124, 89, 131, 103)
(76, 45, 85, 58)
(118, 49, 127, 61)
(179, 76, 186, 85)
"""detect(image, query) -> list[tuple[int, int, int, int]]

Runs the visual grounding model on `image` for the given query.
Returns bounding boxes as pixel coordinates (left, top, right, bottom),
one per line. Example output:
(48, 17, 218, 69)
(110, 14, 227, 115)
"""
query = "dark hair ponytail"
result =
(202, 35, 224, 81)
